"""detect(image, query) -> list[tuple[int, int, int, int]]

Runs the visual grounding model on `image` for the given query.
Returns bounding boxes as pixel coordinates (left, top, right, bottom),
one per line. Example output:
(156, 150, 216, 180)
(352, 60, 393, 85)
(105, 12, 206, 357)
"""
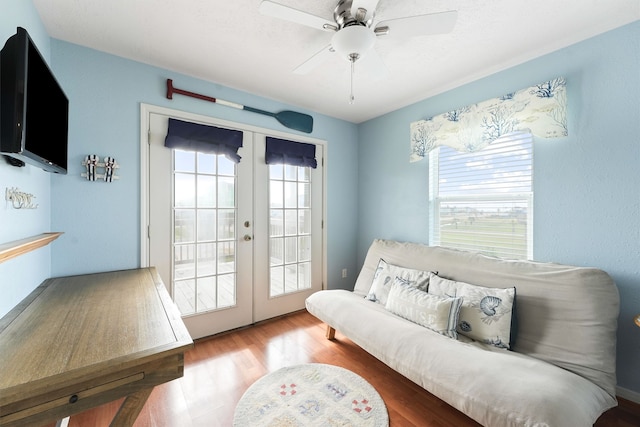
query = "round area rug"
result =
(233, 363, 389, 426)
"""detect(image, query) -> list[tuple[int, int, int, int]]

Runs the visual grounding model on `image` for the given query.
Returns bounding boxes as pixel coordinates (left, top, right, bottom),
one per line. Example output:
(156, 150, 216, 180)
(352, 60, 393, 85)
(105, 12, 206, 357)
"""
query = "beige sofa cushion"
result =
(365, 258, 430, 304)
(428, 273, 516, 349)
(385, 279, 463, 338)
(353, 239, 619, 397)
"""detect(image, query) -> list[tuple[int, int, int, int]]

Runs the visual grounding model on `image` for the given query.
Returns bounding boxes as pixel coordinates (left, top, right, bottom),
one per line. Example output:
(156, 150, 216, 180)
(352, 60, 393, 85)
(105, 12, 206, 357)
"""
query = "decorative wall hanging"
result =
(166, 79, 314, 134)
(81, 155, 120, 182)
(409, 77, 567, 162)
(5, 187, 38, 209)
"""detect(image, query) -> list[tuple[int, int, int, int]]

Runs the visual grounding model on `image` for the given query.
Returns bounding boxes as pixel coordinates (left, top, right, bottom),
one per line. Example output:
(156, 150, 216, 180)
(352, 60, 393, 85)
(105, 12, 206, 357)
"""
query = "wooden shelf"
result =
(0, 232, 63, 264)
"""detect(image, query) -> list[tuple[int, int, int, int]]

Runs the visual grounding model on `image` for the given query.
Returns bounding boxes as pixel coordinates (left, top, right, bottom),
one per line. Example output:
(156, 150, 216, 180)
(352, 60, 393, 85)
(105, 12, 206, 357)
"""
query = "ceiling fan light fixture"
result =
(331, 25, 375, 61)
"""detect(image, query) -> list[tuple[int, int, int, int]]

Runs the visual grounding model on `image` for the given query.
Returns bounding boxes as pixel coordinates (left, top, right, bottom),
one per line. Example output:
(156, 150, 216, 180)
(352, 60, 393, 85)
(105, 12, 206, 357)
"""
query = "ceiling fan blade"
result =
(293, 44, 334, 74)
(259, 0, 336, 32)
(376, 10, 458, 39)
(358, 48, 388, 81)
(350, 0, 380, 23)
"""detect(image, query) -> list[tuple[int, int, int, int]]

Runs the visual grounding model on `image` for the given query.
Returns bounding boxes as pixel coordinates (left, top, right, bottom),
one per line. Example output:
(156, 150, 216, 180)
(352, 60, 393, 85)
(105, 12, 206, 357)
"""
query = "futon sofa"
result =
(305, 239, 619, 426)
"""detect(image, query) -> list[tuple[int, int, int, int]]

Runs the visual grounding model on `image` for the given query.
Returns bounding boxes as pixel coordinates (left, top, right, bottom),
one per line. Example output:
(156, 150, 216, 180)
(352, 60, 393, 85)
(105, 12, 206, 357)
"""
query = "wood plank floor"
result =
(58, 310, 640, 426)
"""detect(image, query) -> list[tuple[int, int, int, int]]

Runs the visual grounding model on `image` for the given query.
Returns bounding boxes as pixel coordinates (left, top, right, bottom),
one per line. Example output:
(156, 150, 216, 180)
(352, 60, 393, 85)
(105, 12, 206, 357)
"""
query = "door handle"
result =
(243, 234, 252, 241)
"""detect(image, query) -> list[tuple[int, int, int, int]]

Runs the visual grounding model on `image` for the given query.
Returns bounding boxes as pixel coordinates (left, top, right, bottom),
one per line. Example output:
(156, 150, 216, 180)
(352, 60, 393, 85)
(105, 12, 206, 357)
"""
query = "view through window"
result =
(269, 163, 312, 296)
(429, 132, 533, 259)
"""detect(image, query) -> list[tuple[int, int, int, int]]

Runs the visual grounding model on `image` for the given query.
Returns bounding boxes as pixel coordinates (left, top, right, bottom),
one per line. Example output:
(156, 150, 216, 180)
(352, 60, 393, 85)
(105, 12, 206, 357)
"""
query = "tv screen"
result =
(1, 27, 69, 174)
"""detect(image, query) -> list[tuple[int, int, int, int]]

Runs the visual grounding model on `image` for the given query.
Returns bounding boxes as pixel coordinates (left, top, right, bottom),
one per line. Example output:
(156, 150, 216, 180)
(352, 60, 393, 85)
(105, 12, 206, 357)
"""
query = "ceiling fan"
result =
(258, 0, 458, 103)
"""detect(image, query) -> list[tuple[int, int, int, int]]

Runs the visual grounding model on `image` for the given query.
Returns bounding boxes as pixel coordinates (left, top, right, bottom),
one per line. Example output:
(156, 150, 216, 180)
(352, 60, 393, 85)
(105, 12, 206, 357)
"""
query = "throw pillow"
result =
(385, 279, 463, 339)
(428, 272, 516, 350)
(365, 258, 430, 305)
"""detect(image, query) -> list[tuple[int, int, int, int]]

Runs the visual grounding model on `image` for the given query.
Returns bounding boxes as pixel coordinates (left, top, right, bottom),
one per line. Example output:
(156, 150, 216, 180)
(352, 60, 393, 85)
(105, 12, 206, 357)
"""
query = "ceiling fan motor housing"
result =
(331, 25, 376, 61)
(334, 0, 374, 28)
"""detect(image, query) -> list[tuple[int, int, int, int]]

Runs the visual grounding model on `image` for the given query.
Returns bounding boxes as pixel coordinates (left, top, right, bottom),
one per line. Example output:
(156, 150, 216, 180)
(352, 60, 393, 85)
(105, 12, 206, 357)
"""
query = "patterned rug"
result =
(233, 363, 389, 426)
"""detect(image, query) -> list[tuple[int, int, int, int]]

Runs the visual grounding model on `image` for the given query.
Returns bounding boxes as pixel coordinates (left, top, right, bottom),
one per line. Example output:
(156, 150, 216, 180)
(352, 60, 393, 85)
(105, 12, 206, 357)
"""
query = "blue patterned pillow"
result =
(385, 279, 463, 339)
(365, 258, 431, 305)
(428, 272, 516, 350)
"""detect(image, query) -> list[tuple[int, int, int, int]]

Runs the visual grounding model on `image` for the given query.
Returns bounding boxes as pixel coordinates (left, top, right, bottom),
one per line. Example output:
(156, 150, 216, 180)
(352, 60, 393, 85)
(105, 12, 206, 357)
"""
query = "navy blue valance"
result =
(164, 118, 243, 163)
(265, 137, 317, 168)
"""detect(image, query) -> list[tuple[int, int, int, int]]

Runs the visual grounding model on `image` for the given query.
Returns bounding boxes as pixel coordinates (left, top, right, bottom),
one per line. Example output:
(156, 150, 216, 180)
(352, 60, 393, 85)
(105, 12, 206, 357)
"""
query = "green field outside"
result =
(440, 215, 528, 259)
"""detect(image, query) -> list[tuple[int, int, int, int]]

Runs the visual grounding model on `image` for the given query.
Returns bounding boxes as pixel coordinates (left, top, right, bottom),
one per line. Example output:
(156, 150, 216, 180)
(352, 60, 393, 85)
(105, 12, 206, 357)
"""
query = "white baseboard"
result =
(617, 386, 640, 403)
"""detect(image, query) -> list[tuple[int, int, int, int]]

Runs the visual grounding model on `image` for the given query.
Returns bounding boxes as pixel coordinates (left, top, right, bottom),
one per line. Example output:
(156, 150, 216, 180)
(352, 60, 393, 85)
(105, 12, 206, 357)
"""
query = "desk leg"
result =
(109, 387, 154, 427)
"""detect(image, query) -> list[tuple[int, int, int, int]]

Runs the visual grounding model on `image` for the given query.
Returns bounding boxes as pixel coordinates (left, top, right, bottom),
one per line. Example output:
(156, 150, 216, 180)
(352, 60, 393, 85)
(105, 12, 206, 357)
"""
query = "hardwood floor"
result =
(58, 310, 640, 426)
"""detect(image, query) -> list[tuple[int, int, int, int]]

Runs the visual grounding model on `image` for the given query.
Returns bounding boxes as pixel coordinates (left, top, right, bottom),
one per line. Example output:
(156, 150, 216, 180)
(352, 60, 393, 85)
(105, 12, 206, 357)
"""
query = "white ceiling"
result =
(32, 0, 640, 124)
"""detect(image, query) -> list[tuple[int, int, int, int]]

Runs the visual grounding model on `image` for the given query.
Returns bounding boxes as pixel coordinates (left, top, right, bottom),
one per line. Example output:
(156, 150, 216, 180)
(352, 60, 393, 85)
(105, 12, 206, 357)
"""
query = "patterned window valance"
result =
(410, 77, 567, 162)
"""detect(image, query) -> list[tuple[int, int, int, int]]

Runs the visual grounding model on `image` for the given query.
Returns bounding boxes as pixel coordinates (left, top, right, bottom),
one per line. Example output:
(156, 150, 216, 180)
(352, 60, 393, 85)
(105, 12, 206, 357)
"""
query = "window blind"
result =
(429, 131, 533, 260)
(265, 137, 317, 168)
(164, 118, 243, 163)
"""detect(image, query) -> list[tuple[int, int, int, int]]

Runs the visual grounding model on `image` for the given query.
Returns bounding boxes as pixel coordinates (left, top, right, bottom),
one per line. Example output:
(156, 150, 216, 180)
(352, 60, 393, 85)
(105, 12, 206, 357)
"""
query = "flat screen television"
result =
(1, 27, 69, 174)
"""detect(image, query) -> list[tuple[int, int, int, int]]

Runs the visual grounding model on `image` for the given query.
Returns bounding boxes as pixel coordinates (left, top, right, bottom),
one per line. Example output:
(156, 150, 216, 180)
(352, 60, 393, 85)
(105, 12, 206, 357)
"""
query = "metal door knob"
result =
(243, 234, 252, 241)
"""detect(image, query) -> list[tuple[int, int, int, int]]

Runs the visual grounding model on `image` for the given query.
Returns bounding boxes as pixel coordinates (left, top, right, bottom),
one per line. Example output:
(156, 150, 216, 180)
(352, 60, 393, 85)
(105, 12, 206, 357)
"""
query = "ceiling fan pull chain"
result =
(349, 53, 358, 104)
(350, 59, 355, 104)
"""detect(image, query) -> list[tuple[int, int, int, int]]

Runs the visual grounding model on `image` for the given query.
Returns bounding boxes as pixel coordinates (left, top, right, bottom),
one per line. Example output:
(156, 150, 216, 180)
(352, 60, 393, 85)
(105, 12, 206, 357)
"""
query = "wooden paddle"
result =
(166, 79, 313, 134)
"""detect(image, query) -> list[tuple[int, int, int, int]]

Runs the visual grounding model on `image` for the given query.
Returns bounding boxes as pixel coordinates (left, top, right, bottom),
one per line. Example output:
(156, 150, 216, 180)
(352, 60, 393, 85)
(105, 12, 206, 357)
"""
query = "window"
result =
(269, 163, 313, 296)
(429, 132, 533, 260)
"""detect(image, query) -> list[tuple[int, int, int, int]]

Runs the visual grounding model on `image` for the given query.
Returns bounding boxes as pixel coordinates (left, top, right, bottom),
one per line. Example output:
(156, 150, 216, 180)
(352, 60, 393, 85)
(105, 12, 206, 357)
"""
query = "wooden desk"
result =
(0, 267, 193, 427)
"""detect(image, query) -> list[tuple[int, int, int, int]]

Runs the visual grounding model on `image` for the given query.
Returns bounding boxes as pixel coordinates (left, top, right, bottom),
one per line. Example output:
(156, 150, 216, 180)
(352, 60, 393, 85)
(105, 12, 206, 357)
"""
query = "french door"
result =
(142, 105, 324, 339)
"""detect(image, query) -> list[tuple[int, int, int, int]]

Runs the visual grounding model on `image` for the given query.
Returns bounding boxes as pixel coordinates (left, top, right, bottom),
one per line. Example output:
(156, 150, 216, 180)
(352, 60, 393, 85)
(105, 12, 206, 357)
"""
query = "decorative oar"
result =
(166, 79, 313, 134)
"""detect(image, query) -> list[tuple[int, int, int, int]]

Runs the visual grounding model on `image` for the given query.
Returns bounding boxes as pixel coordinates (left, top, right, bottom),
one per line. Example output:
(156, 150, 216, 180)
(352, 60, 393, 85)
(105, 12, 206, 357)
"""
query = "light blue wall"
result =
(48, 41, 360, 291)
(357, 22, 640, 395)
(0, 0, 56, 316)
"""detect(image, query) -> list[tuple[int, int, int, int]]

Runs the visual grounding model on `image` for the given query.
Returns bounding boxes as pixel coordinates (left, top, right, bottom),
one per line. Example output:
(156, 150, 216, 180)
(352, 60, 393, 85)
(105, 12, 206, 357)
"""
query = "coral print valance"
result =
(410, 77, 567, 162)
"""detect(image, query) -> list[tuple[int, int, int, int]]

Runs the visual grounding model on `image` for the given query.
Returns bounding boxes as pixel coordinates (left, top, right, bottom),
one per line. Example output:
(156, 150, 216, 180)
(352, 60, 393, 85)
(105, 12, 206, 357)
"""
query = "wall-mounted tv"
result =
(1, 27, 69, 174)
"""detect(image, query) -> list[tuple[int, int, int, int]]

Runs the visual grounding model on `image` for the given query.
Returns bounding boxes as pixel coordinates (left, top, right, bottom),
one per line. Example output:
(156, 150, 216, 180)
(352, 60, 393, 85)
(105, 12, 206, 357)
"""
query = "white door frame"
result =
(139, 102, 328, 308)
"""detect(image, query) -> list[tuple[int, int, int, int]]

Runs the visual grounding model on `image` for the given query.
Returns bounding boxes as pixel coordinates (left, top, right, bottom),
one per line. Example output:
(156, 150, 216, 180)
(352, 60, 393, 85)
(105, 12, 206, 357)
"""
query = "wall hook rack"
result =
(81, 155, 120, 182)
(5, 187, 38, 209)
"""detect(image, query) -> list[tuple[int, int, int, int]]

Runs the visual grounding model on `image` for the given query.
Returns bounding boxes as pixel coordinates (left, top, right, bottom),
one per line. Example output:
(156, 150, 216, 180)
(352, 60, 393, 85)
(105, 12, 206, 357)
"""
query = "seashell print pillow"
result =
(428, 272, 517, 350)
(365, 258, 431, 305)
(385, 278, 463, 339)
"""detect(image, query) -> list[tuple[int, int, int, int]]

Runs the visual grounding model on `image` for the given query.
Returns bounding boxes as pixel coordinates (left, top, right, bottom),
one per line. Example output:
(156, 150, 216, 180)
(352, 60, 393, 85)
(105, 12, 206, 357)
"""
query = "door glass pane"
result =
(299, 209, 311, 234)
(284, 210, 297, 235)
(175, 151, 195, 172)
(175, 174, 195, 208)
(284, 236, 297, 264)
(284, 182, 297, 208)
(174, 279, 195, 315)
(172, 149, 237, 315)
(218, 156, 235, 176)
(197, 175, 216, 208)
(197, 243, 216, 276)
(298, 236, 311, 262)
(175, 210, 195, 243)
(268, 161, 314, 297)
(218, 273, 235, 308)
(218, 176, 235, 208)
(298, 183, 310, 208)
(197, 152, 216, 174)
(270, 210, 283, 237)
(197, 210, 216, 241)
(197, 276, 217, 312)
(270, 181, 283, 208)
(270, 266, 284, 296)
(174, 244, 195, 280)
(218, 241, 235, 274)
(218, 209, 235, 240)
(270, 237, 283, 266)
